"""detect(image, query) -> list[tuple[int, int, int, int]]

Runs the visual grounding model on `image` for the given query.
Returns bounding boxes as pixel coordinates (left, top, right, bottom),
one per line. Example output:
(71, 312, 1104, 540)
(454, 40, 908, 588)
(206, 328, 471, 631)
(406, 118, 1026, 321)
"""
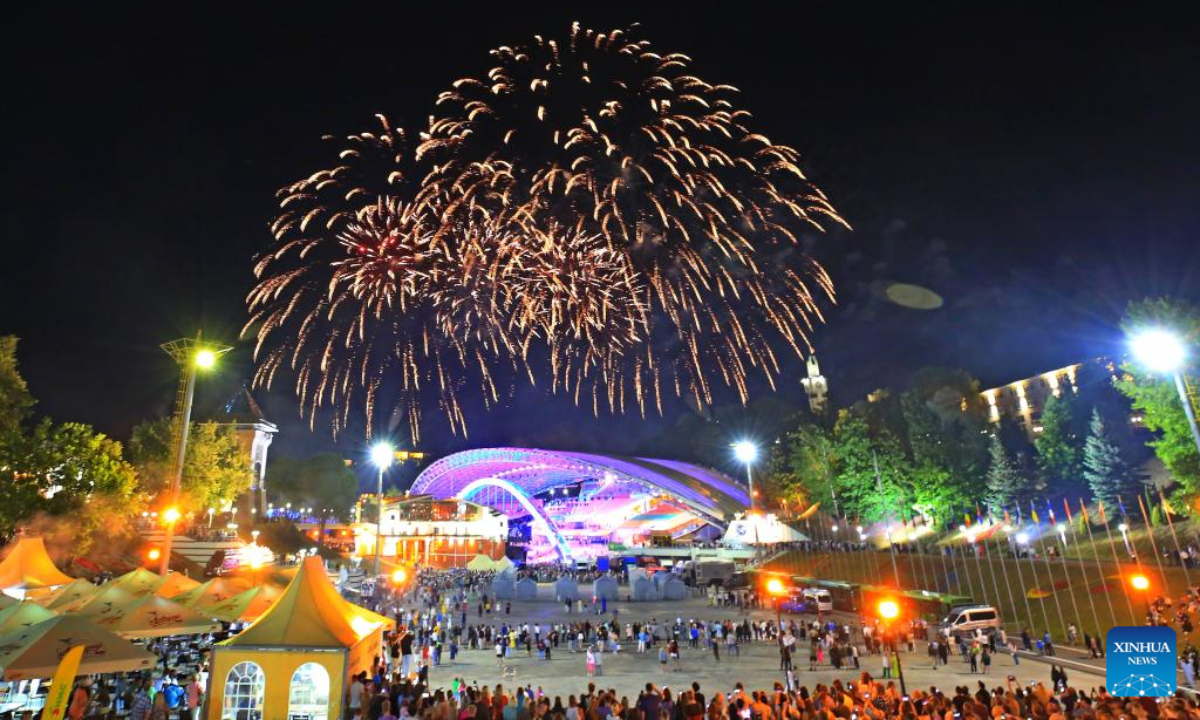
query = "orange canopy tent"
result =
(205, 557, 393, 720)
(156, 572, 201, 599)
(204, 583, 284, 623)
(109, 567, 165, 596)
(0, 538, 73, 595)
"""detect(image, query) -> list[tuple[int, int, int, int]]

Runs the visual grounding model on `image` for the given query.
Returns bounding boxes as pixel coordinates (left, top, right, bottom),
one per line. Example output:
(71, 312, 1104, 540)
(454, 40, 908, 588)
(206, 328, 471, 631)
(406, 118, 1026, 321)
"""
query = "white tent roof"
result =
(0, 615, 156, 680)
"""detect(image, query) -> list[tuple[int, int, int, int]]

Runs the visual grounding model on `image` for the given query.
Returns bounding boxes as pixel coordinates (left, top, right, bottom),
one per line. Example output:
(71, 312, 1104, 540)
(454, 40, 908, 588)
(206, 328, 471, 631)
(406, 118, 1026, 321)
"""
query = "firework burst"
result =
(246, 24, 846, 439)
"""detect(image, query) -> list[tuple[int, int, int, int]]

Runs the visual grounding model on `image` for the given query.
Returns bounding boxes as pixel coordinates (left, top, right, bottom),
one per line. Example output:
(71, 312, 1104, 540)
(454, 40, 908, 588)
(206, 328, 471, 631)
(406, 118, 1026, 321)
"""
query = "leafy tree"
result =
(268, 454, 360, 547)
(829, 411, 909, 523)
(1083, 409, 1144, 507)
(1035, 393, 1087, 496)
(782, 423, 837, 510)
(1116, 298, 1200, 501)
(129, 419, 253, 513)
(0, 337, 34, 443)
(985, 433, 1037, 511)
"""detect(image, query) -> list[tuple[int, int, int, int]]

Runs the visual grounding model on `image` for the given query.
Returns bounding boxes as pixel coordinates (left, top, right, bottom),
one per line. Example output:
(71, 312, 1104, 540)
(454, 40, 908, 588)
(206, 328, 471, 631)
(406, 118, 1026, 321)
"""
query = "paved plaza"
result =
(418, 584, 1107, 699)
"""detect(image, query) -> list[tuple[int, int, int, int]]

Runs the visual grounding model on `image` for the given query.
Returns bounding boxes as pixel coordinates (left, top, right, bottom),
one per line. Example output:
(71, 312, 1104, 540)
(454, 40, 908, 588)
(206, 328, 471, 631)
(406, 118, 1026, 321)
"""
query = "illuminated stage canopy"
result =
(410, 448, 750, 562)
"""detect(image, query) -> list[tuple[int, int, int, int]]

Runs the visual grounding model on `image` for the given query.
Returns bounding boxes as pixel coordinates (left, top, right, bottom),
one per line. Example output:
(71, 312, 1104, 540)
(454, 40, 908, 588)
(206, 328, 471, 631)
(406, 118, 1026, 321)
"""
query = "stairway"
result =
(138, 527, 244, 568)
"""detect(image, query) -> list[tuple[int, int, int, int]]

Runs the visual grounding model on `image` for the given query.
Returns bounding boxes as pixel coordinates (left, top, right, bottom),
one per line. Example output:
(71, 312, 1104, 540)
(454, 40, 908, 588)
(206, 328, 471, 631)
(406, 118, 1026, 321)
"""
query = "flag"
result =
(964, 513, 972, 527)
(41, 644, 84, 720)
(976, 503, 984, 525)
(1098, 499, 1107, 524)
(1079, 498, 1089, 522)
(797, 502, 821, 520)
(1118, 497, 1129, 519)
(1046, 499, 1056, 524)
(1027, 588, 1052, 599)
(1016, 504, 1024, 524)
(1004, 509, 1012, 525)
(1063, 498, 1073, 524)
(1159, 486, 1174, 516)
(1030, 501, 1040, 524)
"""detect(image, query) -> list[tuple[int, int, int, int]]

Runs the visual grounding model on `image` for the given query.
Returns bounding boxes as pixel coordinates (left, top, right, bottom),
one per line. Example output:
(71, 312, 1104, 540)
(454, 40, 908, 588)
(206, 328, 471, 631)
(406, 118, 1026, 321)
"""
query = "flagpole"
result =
(1052, 517, 1084, 645)
(875, 452, 902, 588)
(1068, 499, 1104, 642)
(1080, 499, 1119, 629)
(1021, 521, 1053, 637)
(1035, 508, 1068, 640)
(980, 520, 1005, 612)
(907, 507, 933, 592)
(1136, 494, 1170, 591)
(956, 530, 978, 602)
(935, 524, 953, 594)
(1157, 486, 1192, 587)
(1098, 499, 1137, 624)
(1002, 510, 1037, 638)
(988, 514, 1021, 637)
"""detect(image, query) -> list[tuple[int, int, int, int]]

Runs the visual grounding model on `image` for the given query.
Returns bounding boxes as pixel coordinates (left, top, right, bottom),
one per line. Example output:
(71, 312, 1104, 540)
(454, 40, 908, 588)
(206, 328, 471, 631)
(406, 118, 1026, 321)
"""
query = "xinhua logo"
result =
(1106, 626, 1177, 697)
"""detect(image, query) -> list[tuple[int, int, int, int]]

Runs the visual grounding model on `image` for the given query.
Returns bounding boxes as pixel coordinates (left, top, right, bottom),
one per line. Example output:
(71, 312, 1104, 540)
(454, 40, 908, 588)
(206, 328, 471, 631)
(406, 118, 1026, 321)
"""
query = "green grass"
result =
(761, 546, 1192, 642)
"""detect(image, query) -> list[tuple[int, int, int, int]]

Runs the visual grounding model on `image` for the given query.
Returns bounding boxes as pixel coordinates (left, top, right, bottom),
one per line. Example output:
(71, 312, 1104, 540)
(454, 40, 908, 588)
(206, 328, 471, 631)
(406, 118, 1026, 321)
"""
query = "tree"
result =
(1035, 393, 1087, 496)
(129, 419, 253, 513)
(985, 434, 1036, 511)
(1083, 409, 1144, 507)
(269, 454, 360, 547)
(828, 411, 909, 523)
(1116, 298, 1200, 502)
(0, 337, 34, 443)
(783, 423, 838, 510)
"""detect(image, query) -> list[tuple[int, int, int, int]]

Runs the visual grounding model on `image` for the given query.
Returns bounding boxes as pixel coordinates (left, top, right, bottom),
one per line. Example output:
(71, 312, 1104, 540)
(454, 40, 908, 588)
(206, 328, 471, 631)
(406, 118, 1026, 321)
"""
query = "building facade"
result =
(355, 496, 508, 569)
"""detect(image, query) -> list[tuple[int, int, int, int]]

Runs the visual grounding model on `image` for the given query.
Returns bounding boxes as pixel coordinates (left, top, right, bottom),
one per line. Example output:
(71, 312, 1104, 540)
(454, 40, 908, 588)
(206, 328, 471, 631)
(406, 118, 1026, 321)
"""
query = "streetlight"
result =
(1130, 573, 1152, 622)
(370, 442, 395, 578)
(1131, 328, 1200, 455)
(733, 440, 759, 510)
(1118, 523, 1134, 558)
(158, 332, 230, 575)
(766, 577, 786, 645)
(877, 599, 907, 696)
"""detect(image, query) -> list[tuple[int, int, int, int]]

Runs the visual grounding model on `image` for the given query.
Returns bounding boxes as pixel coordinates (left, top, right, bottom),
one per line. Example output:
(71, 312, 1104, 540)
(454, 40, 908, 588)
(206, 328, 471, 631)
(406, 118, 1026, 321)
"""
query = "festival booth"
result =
(0, 615, 156, 680)
(30, 579, 96, 610)
(205, 556, 393, 720)
(60, 583, 140, 616)
(204, 583, 284, 623)
(109, 567, 166, 596)
(466, 554, 495, 571)
(721, 513, 809, 547)
(0, 603, 56, 635)
(0, 538, 74, 599)
(156, 572, 202, 599)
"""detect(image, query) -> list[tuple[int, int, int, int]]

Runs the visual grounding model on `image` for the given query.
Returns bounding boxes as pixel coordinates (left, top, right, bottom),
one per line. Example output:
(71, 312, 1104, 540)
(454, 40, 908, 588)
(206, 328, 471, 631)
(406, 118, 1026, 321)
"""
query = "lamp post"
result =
(1131, 328, 1200, 455)
(158, 333, 229, 575)
(1118, 523, 1134, 558)
(766, 577, 786, 648)
(370, 443, 395, 579)
(1131, 573, 1152, 623)
(733, 441, 760, 511)
(878, 599, 907, 696)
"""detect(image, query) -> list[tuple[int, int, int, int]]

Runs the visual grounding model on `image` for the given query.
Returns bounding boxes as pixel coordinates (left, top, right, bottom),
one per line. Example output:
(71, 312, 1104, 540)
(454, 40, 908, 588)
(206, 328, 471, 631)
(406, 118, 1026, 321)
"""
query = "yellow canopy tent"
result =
(0, 603, 56, 635)
(173, 577, 243, 610)
(31, 579, 97, 610)
(204, 583, 284, 623)
(206, 557, 394, 720)
(156, 572, 201, 599)
(466, 554, 495, 571)
(0, 537, 73, 596)
(0, 615, 157, 680)
(90, 594, 222, 639)
(0, 595, 17, 611)
(109, 567, 165, 596)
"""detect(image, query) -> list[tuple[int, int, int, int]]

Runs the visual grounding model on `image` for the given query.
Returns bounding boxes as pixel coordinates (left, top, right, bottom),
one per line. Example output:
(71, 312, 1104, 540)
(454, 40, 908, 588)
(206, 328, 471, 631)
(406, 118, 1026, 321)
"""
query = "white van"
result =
(802, 588, 833, 613)
(942, 605, 1002, 638)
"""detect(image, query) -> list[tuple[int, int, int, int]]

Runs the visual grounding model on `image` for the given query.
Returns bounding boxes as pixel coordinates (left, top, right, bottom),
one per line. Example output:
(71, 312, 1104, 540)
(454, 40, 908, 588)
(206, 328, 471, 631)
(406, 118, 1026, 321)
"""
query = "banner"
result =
(42, 644, 84, 720)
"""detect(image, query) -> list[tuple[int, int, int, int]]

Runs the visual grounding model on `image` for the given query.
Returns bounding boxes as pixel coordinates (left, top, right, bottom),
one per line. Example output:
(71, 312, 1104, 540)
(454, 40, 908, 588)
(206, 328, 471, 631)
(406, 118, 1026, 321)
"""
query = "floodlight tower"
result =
(159, 332, 231, 575)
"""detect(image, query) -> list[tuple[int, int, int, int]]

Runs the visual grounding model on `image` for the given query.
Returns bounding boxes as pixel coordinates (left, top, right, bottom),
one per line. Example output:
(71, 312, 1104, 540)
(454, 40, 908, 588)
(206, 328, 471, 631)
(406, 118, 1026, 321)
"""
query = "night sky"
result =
(3, 5, 1199, 472)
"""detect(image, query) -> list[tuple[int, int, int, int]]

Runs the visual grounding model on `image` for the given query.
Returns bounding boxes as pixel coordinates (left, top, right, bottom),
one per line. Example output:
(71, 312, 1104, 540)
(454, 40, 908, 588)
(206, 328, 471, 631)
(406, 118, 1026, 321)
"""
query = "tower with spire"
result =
(801, 354, 829, 415)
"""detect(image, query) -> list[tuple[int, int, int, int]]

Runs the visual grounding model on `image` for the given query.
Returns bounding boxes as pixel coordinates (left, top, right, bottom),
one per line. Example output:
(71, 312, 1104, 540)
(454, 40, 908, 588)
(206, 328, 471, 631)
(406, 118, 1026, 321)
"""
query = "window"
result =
(970, 610, 997, 622)
(287, 662, 331, 720)
(223, 661, 265, 720)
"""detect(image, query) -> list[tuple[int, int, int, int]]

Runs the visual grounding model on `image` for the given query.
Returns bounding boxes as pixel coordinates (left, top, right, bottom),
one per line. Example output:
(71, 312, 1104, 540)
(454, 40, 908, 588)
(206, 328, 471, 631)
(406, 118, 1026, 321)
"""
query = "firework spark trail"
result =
(244, 24, 846, 440)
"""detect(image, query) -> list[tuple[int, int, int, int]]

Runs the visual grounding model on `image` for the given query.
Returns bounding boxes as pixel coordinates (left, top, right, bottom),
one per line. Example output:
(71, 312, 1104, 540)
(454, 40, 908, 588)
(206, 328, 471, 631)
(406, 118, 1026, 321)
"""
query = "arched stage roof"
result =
(410, 448, 750, 526)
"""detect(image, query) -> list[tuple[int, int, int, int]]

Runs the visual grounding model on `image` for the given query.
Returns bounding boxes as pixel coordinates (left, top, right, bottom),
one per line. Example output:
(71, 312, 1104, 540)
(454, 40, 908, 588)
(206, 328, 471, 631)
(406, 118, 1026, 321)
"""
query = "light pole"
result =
(158, 333, 229, 575)
(878, 599, 907, 696)
(1131, 328, 1200, 455)
(733, 441, 760, 510)
(1118, 522, 1134, 558)
(766, 577, 786, 649)
(370, 443, 395, 579)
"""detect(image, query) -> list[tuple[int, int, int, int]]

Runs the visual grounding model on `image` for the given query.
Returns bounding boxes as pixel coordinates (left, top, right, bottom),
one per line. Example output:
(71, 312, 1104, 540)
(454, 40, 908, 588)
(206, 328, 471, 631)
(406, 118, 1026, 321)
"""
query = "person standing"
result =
(586, 646, 596, 677)
(129, 679, 153, 720)
(186, 674, 204, 720)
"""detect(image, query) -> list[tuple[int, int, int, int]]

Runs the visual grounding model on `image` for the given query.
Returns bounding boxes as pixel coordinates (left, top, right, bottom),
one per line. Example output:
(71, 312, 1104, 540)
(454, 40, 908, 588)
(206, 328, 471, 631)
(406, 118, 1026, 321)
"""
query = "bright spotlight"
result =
(370, 443, 395, 469)
(1015, 532, 1030, 545)
(1118, 523, 1128, 532)
(766, 577, 785, 595)
(1130, 574, 1151, 592)
(1131, 329, 1186, 374)
(194, 349, 217, 369)
(162, 507, 181, 524)
(877, 599, 900, 620)
(733, 440, 759, 464)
